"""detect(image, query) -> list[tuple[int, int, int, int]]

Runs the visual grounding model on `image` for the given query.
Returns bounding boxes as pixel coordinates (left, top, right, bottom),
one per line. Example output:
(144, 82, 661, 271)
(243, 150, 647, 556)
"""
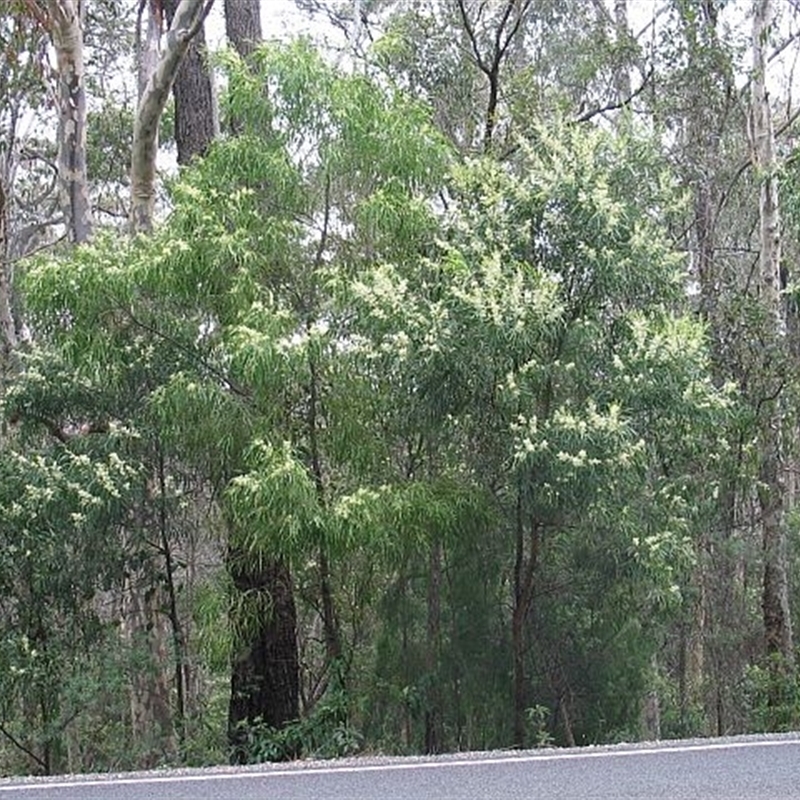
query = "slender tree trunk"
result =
(121, 565, 175, 767)
(424, 537, 443, 755)
(511, 603, 526, 747)
(678, 1, 737, 733)
(163, 0, 216, 165)
(613, 0, 631, 104)
(0, 177, 18, 359)
(136, 0, 163, 102)
(641, 654, 661, 741)
(130, 0, 212, 233)
(454, 0, 531, 152)
(124, 3, 213, 755)
(307, 350, 342, 669)
(47, 0, 92, 243)
(319, 549, 341, 666)
(511, 492, 539, 748)
(157, 448, 188, 749)
(751, 0, 783, 337)
(750, 0, 794, 682)
(228, 554, 300, 763)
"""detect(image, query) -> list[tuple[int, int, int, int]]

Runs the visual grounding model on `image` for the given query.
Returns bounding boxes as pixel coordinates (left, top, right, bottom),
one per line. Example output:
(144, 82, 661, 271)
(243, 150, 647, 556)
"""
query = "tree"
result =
(130, 0, 213, 232)
(45, 0, 92, 243)
(20, 38, 453, 763)
(350, 120, 728, 746)
(224, 0, 261, 58)
(6, 0, 800, 770)
(452, 0, 533, 150)
(749, 0, 794, 693)
(163, 0, 216, 165)
(0, 354, 141, 773)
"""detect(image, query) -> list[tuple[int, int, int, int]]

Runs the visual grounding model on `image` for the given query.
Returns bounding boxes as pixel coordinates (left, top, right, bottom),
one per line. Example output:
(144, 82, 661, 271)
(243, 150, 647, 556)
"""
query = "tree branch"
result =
(573, 67, 654, 123)
(455, 0, 489, 75)
(0, 723, 47, 771)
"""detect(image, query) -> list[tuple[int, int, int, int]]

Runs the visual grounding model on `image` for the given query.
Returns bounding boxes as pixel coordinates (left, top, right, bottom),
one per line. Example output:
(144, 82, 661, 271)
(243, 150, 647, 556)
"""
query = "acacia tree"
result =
(349, 121, 730, 747)
(20, 39, 453, 763)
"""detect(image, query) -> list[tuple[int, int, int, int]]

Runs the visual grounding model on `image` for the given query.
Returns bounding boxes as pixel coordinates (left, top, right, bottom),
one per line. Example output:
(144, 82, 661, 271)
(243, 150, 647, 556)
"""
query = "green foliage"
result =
(742, 657, 800, 734)
(5, 29, 748, 768)
(526, 705, 555, 748)
(226, 440, 321, 558)
(349, 117, 727, 746)
(231, 687, 362, 762)
(0, 431, 139, 773)
(86, 103, 133, 190)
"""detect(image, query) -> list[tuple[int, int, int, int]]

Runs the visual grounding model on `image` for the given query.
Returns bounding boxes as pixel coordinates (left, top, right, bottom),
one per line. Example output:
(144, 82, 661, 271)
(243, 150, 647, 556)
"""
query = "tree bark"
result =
(228, 554, 300, 763)
(0, 177, 18, 359)
(224, 0, 262, 58)
(163, 0, 216, 165)
(307, 347, 342, 669)
(47, 0, 92, 243)
(424, 537, 443, 755)
(121, 569, 175, 767)
(130, 0, 213, 233)
(511, 491, 539, 748)
(613, 0, 631, 104)
(136, 0, 163, 102)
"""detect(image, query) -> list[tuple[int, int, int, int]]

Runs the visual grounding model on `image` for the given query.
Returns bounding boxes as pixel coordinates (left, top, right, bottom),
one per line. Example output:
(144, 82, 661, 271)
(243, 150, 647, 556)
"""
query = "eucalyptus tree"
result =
(23, 0, 94, 244)
(749, 0, 794, 703)
(224, 0, 261, 57)
(131, 0, 214, 232)
(364, 0, 654, 158)
(163, 0, 216, 165)
(0, 5, 56, 360)
(452, 0, 533, 150)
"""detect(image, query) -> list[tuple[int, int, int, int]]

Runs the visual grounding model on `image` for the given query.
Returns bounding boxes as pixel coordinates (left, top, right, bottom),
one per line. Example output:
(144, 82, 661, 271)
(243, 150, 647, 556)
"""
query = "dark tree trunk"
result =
(221, 0, 297, 763)
(424, 538, 443, 755)
(223, 0, 262, 135)
(224, 0, 262, 57)
(163, 0, 215, 165)
(227, 554, 300, 763)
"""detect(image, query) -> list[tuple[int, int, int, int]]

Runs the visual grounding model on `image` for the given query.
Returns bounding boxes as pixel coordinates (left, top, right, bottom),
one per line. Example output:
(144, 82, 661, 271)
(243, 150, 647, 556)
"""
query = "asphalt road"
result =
(1, 734, 799, 799)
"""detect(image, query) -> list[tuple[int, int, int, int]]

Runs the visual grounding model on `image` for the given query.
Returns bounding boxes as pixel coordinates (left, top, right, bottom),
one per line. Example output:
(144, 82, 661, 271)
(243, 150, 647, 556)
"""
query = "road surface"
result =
(1, 734, 799, 799)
